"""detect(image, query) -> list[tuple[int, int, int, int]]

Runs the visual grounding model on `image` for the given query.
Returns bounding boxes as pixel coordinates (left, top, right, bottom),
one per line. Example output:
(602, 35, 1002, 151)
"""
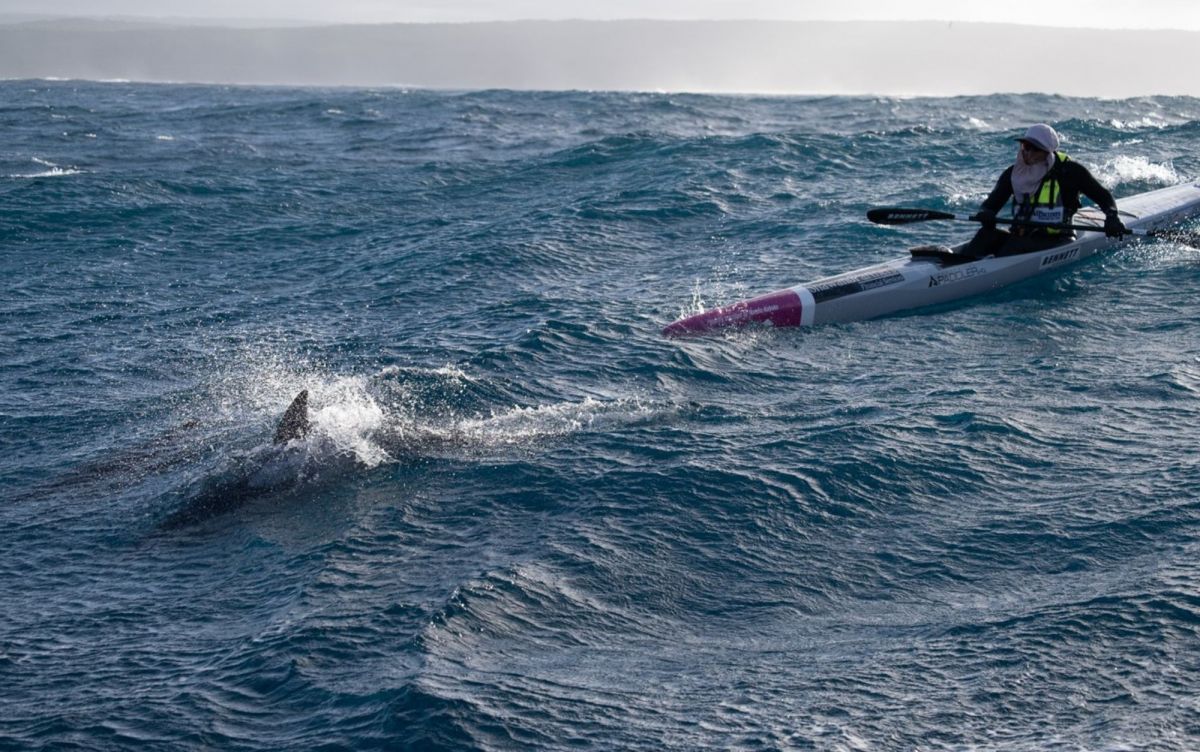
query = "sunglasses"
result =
(1019, 140, 1048, 154)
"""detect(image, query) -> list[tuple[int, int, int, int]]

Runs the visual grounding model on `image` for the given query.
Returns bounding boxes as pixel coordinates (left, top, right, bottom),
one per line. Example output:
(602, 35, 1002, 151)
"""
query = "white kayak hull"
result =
(664, 182, 1200, 337)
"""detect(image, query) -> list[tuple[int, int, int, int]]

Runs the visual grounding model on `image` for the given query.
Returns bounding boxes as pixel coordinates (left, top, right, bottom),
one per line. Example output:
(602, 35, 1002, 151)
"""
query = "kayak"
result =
(663, 181, 1200, 337)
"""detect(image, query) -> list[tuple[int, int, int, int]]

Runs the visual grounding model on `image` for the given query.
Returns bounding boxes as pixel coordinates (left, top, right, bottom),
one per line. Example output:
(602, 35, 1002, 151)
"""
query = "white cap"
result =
(1015, 123, 1060, 152)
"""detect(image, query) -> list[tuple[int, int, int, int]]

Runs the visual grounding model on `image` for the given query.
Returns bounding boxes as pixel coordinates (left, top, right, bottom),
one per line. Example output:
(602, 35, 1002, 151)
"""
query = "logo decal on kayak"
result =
(1040, 248, 1079, 267)
(928, 265, 984, 287)
(810, 270, 904, 303)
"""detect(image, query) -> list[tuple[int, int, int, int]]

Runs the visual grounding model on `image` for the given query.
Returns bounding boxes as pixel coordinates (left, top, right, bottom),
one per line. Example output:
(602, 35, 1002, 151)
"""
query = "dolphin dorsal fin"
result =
(273, 390, 310, 444)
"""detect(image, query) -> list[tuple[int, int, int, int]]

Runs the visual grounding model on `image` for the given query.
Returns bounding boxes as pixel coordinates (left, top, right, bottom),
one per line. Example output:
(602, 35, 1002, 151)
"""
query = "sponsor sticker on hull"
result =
(928, 265, 985, 287)
(809, 269, 905, 303)
(1040, 248, 1080, 267)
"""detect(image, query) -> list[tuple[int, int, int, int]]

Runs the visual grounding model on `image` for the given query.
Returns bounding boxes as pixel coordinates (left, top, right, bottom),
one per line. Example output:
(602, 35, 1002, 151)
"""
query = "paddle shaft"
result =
(941, 212, 1122, 235)
(945, 214, 1200, 242)
(865, 207, 1170, 238)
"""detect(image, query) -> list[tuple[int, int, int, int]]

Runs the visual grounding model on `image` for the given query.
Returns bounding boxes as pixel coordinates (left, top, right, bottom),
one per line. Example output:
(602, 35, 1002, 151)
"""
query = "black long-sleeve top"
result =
(981, 155, 1119, 219)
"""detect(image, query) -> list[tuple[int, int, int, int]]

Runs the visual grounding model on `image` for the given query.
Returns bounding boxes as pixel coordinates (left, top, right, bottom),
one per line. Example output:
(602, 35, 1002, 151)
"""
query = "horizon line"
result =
(1, 76, 1181, 102)
(3, 15, 1200, 34)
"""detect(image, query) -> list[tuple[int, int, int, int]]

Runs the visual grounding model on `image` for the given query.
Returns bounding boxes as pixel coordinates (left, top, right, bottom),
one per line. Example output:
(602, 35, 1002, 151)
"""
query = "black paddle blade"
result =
(867, 207, 957, 225)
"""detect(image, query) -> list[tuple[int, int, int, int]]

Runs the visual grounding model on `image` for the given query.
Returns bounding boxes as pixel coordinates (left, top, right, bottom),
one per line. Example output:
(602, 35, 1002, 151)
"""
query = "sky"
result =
(4, 0, 1200, 30)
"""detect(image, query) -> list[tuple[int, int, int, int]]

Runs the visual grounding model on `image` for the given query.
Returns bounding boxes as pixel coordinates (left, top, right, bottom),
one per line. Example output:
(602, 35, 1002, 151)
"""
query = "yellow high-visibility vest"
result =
(1014, 151, 1069, 234)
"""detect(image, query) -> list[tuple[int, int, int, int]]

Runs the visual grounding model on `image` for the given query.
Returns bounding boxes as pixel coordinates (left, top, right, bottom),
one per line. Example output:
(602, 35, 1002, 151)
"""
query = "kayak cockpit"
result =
(908, 245, 975, 266)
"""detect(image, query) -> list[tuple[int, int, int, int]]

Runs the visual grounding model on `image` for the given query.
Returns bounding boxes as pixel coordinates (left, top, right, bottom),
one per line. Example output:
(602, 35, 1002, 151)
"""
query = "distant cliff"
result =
(2, 19, 1199, 96)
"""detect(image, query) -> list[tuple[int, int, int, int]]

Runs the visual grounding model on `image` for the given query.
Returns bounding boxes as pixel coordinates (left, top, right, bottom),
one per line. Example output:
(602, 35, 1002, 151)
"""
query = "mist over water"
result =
(4, 80, 1200, 750)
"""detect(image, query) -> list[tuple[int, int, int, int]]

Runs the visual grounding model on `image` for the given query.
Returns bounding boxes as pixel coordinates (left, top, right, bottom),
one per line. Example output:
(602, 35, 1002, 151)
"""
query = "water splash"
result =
(195, 344, 388, 469)
(194, 346, 657, 477)
(1095, 155, 1178, 188)
(9, 157, 83, 179)
(1107, 116, 1169, 131)
(311, 382, 389, 468)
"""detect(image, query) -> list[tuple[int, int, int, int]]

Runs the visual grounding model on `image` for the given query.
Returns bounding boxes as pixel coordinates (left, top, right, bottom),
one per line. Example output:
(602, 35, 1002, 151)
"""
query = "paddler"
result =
(964, 123, 1127, 257)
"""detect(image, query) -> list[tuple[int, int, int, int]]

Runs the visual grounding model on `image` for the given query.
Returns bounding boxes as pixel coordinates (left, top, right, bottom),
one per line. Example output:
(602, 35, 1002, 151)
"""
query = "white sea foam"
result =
(1108, 116, 1168, 131)
(311, 382, 389, 467)
(9, 157, 83, 179)
(1095, 155, 1178, 189)
(947, 191, 988, 206)
(203, 345, 389, 467)
(377, 363, 472, 382)
(453, 395, 653, 449)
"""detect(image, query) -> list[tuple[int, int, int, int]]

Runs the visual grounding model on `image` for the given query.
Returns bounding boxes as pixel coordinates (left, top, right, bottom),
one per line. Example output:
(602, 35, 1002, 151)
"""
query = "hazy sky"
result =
(5, 0, 1200, 29)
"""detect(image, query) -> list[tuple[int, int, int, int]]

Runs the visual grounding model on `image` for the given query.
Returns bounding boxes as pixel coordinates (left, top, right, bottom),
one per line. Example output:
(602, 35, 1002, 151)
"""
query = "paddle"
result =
(867, 207, 1200, 245)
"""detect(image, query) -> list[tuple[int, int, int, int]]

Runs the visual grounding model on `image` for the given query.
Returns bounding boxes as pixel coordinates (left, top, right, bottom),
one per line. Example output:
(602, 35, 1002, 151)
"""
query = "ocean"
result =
(3, 80, 1200, 750)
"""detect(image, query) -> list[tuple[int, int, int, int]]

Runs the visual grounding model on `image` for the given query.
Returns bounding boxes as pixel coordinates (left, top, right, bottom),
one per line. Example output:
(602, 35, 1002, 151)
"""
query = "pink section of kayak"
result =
(662, 289, 804, 337)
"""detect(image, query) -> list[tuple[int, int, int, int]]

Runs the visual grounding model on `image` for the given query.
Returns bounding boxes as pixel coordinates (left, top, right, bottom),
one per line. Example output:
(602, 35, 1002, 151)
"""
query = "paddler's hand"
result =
(1104, 211, 1127, 238)
(970, 208, 997, 230)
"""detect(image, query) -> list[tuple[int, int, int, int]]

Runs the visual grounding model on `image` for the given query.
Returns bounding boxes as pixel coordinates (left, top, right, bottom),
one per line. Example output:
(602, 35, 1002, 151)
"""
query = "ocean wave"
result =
(1096, 154, 1180, 189)
(6, 81, 1200, 751)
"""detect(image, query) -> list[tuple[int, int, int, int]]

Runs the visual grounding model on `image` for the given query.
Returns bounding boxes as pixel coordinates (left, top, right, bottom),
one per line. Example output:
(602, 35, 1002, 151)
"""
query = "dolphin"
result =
(160, 386, 471, 529)
(159, 390, 320, 529)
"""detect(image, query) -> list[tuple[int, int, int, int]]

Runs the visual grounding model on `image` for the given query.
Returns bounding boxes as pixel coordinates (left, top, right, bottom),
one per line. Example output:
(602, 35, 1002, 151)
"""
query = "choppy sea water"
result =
(4, 80, 1200, 750)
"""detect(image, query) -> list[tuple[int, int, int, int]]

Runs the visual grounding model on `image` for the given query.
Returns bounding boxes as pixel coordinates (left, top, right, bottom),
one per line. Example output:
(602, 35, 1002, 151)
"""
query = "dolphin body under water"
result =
(159, 390, 328, 529)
